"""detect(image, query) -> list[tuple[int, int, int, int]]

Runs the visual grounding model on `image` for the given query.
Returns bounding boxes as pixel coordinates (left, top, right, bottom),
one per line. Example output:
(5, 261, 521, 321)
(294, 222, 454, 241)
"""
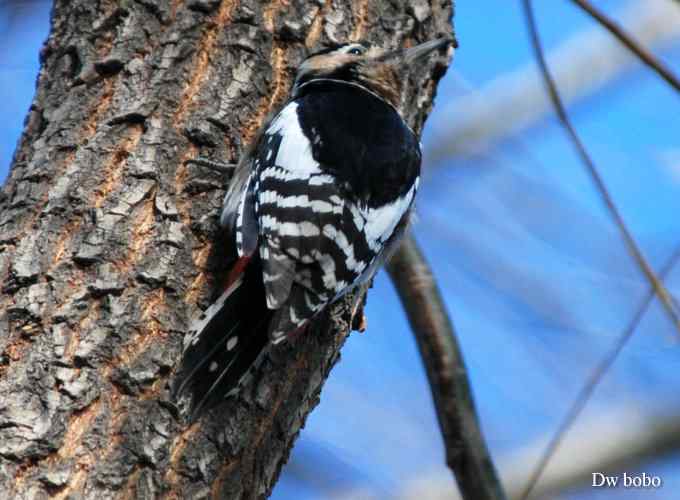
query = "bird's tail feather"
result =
(173, 259, 271, 419)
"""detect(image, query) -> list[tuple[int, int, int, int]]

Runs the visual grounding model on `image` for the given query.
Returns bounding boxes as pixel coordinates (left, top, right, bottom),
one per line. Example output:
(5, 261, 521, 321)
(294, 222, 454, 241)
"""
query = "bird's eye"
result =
(348, 47, 364, 55)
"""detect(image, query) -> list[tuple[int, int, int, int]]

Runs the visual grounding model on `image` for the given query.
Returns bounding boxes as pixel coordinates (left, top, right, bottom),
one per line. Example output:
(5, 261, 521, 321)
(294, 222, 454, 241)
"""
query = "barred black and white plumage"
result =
(174, 37, 454, 418)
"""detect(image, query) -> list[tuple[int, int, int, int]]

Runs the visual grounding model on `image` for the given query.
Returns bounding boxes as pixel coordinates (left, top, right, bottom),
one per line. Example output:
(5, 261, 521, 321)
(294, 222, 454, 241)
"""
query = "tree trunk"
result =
(0, 1, 453, 498)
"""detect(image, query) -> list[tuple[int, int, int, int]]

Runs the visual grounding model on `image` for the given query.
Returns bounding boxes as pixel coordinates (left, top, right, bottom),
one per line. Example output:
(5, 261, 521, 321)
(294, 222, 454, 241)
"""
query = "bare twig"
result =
(521, 0, 680, 339)
(519, 246, 680, 499)
(568, 0, 680, 94)
(387, 235, 507, 500)
(426, 0, 680, 162)
(521, 0, 680, 494)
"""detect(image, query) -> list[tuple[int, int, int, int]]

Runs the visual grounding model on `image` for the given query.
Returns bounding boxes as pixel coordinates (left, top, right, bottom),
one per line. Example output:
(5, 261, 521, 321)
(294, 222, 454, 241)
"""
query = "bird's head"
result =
(292, 36, 456, 109)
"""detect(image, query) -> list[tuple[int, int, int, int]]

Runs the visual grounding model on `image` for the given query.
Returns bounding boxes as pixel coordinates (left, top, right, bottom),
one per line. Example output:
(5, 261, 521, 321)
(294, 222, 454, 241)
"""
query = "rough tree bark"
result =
(0, 1, 453, 498)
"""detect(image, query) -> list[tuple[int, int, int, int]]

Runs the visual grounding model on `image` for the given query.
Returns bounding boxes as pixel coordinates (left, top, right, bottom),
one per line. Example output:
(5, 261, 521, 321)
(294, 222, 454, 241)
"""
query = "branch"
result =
(387, 235, 507, 500)
(520, 0, 680, 338)
(568, 0, 680, 94)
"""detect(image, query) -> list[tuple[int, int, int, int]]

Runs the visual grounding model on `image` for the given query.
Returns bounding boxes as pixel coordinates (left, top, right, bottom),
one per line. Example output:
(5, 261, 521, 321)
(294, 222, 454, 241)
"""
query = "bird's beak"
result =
(396, 36, 457, 65)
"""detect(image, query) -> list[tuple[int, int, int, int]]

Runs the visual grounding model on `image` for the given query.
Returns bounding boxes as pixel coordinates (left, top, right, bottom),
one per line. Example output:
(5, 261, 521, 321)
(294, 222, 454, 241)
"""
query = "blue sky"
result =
(2, 1, 680, 499)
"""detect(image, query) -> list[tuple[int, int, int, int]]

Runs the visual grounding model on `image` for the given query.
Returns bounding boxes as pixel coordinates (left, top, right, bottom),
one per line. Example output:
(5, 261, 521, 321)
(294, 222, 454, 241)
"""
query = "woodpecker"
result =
(174, 36, 454, 417)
